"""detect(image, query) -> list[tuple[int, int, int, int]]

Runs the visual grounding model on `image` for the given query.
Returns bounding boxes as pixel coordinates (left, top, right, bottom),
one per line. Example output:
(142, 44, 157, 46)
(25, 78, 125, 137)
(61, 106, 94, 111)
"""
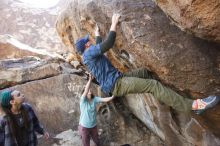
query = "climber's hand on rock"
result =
(110, 13, 121, 31)
(94, 24, 100, 36)
(112, 13, 120, 25)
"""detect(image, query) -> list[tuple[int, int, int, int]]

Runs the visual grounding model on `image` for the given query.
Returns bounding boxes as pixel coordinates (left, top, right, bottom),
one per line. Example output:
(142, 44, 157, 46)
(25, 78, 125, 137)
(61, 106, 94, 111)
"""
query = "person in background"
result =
(79, 74, 115, 146)
(0, 89, 49, 146)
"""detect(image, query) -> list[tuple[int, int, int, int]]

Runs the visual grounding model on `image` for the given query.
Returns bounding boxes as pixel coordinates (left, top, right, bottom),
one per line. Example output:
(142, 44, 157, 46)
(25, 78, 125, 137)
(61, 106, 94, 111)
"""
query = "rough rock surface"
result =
(0, 58, 164, 146)
(0, 57, 62, 89)
(152, 0, 220, 43)
(56, 0, 220, 145)
(56, 0, 220, 97)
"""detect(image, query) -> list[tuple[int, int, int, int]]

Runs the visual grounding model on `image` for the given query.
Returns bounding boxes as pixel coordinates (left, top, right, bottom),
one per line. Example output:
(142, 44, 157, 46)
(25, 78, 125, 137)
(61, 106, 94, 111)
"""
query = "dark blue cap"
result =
(75, 34, 89, 54)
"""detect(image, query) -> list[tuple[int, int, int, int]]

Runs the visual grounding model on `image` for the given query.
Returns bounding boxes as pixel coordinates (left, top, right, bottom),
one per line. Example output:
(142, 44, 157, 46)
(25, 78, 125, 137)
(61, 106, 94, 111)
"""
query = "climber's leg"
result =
(123, 68, 154, 79)
(112, 77, 193, 112)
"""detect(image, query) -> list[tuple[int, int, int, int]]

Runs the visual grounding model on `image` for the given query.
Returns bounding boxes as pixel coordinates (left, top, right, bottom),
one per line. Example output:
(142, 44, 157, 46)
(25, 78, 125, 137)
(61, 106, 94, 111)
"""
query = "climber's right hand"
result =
(112, 13, 121, 25)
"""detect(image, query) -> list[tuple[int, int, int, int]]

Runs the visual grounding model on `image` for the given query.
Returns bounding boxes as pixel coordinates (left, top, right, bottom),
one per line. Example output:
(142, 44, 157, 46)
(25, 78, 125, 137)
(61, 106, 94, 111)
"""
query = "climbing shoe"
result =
(192, 95, 220, 115)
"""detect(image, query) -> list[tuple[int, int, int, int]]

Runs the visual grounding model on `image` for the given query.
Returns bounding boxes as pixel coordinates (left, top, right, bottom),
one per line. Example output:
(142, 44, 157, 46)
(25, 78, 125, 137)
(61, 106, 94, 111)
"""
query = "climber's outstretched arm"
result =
(99, 95, 115, 103)
(81, 74, 93, 99)
(95, 24, 102, 44)
(99, 14, 120, 54)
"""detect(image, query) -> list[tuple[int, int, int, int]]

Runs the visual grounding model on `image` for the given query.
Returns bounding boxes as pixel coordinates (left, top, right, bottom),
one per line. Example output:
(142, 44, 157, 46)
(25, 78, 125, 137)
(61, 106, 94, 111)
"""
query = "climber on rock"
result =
(0, 89, 49, 146)
(74, 13, 220, 114)
(79, 73, 115, 146)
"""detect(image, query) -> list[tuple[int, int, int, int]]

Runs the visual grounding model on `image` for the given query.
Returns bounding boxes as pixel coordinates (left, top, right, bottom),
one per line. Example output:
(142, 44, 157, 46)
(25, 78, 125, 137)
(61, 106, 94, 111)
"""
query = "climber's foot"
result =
(192, 95, 220, 115)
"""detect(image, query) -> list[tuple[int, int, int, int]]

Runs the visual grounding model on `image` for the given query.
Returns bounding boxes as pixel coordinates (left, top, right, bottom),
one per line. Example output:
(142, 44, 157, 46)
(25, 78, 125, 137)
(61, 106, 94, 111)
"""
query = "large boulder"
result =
(56, 0, 220, 145)
(152, 0, 220, 43)
(56, 0, 220, 97)
(0, 57, 62, 89)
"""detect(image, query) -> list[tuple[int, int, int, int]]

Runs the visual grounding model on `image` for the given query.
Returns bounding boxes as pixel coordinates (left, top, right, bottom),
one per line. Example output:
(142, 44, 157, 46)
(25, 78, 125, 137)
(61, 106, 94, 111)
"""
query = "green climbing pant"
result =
(112, 68, 193, 112)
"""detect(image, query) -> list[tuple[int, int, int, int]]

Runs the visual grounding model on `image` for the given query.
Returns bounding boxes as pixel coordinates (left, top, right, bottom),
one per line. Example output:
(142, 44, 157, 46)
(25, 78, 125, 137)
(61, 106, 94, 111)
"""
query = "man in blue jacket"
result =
(75, 13, 219, 114)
